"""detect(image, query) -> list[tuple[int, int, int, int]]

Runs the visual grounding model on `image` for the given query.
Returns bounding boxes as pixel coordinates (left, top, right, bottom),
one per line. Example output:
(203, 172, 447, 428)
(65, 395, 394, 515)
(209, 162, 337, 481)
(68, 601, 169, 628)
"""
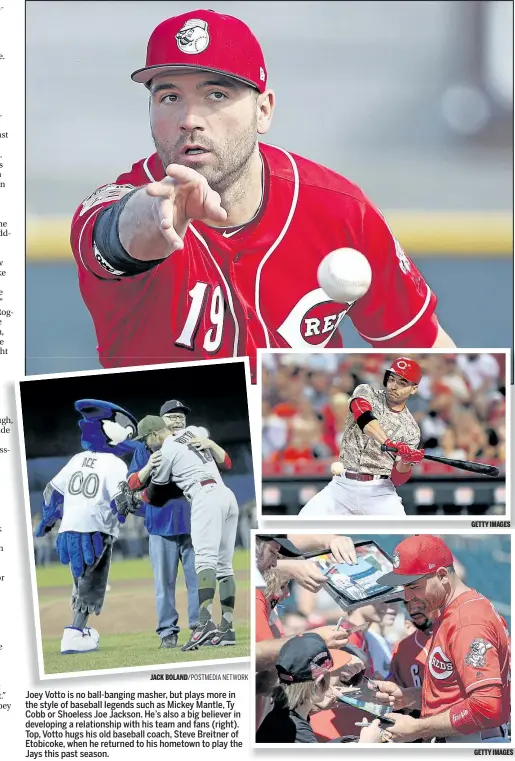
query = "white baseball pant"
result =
(298, 474, 406, 517)
(190, 483, 239, 577)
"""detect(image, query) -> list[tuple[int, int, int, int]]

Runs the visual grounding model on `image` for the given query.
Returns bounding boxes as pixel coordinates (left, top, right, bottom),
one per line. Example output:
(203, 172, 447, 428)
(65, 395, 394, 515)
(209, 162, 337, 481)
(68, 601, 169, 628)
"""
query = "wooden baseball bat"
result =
(380, 444, 500, 477)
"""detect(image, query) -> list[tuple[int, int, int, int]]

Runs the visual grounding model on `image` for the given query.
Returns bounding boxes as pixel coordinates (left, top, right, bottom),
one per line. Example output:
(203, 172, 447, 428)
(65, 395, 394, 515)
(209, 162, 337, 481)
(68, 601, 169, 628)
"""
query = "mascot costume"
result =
(35, 400, 139, 654)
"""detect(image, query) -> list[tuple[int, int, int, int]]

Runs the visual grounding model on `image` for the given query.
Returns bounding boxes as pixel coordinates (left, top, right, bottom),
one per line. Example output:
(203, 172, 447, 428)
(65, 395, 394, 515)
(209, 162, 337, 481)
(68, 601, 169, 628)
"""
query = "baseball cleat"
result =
(180, 620, 219, 651)
(159, 633, 179, 649)
(61, 626, 99, 654)
(209, 628, 236, 646)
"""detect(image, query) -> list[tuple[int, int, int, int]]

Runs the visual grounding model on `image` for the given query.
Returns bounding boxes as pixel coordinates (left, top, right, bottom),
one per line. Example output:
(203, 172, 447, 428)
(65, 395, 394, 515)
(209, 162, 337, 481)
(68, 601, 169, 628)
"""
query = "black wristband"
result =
(93, 188, 167, 277)
(356, 410, 376, 431)
(146, 480, 184, 507)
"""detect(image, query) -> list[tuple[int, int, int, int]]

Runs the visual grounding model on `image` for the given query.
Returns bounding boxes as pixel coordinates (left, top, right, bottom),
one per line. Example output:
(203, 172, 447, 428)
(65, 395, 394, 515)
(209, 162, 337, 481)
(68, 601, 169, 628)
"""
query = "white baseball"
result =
(317, 248, 372, 303)
(331, 461, 345, 476)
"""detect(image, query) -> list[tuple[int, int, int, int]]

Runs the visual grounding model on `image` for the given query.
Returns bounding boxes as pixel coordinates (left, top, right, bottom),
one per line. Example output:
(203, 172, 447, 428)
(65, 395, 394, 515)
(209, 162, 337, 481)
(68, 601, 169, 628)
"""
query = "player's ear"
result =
(410, 385, 419, 396)
(256, 89, 275, 135)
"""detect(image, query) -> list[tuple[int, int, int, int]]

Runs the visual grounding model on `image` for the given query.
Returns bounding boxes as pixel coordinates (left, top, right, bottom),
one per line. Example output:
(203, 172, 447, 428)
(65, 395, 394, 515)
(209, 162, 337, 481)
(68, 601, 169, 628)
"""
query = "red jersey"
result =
(255, 589, 274, 643)
(422, 590, 511, 726)
(310, 626, 374, 741)
(71, 143, 438, 381)
(389, 628, 431, 689)
(255, 588, 275, 730)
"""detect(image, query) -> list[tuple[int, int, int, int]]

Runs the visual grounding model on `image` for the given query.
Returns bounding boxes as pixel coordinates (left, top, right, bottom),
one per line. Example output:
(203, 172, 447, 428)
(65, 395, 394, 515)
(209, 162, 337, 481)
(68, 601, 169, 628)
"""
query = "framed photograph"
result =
(308, 540, 404, 610)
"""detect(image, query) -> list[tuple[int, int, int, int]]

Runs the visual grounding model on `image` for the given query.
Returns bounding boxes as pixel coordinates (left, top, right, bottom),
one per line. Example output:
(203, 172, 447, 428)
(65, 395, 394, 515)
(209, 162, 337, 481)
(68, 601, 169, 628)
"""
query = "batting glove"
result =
(400, 446, 425, 465)
(384, 439, 413, 459)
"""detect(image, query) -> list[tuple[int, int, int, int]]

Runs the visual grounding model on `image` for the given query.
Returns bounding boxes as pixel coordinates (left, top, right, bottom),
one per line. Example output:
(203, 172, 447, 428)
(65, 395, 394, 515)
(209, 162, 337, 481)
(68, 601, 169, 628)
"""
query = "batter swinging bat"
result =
(380, 444, 500, 477)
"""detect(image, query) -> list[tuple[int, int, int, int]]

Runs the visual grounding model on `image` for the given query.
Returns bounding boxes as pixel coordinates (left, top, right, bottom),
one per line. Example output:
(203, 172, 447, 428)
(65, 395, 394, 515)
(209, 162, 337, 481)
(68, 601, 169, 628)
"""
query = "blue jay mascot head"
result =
(74, 399, 139, 456)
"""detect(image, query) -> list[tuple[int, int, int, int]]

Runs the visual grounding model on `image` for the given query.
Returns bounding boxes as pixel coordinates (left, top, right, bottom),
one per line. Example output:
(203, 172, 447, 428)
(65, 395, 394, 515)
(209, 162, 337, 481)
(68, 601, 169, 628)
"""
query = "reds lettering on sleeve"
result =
(71, 144, 437, 380)
(422, 590, 511, 724)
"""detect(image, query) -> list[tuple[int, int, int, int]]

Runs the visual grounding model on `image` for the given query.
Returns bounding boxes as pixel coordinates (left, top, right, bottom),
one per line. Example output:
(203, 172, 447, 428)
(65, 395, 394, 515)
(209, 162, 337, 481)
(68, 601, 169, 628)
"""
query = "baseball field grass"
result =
(36, 549, 250, 676)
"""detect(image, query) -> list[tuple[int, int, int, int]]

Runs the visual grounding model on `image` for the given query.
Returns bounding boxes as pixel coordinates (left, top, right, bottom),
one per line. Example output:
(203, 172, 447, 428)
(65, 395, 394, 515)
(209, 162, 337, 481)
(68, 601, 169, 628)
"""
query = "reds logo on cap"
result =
(428, 646, 454, 680)
(383, 357, 422, 387)
(175, 19, 210, 54)
(376, 535, 454, 587)
(131, 10, 268, 93)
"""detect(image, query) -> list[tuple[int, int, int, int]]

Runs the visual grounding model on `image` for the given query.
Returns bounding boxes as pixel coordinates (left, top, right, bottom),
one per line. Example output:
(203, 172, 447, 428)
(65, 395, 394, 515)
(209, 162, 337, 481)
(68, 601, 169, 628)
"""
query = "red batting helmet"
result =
(383, 357, 422, 387)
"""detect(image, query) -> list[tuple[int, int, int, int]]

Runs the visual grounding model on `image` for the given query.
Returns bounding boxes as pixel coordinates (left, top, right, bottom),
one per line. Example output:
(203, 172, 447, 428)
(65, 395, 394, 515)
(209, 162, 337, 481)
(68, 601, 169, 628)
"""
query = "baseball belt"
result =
(441, 725, 508, 743)
(344, 471, 389, 482)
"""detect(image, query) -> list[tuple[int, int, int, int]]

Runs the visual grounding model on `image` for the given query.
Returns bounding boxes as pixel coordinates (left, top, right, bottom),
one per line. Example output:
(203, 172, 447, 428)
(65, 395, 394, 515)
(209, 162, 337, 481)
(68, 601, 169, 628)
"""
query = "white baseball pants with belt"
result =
(298, 473, 405, 518)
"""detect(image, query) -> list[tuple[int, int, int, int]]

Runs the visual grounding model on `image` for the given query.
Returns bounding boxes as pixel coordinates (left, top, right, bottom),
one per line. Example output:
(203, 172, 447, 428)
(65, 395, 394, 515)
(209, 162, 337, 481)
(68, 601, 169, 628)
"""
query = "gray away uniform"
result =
(150, 426, 239, 576)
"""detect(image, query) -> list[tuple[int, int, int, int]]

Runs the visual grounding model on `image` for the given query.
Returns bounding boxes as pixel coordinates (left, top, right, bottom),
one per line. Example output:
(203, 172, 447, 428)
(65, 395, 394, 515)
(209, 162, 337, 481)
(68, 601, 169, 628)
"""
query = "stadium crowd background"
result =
(26, 1, 512, 374)
(261, 352, 506, 516)
(262, 353, 506, 475)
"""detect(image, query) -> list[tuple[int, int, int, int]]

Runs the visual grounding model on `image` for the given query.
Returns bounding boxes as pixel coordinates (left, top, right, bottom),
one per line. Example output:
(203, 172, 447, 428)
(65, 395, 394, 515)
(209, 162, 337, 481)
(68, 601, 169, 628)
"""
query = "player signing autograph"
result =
(71, 9, 455, 381)
(299, 357, 423, 518)
(371, 535, 511, 743)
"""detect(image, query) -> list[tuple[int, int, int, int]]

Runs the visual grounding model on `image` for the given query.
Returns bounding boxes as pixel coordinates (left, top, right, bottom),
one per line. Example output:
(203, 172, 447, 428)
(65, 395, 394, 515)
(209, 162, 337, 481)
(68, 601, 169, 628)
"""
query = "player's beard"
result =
(152, 118, 258, 198)
(405, 600, 432, 632)
(412, 618, 432, 633)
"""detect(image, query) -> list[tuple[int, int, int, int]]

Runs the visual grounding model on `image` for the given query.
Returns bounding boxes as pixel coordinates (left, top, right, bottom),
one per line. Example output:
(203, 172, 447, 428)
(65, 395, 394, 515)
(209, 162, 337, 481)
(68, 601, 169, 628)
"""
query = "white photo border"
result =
(14, 356, 256, 680)
(256, 348, 510, 524)
(249, 527, 513, 750)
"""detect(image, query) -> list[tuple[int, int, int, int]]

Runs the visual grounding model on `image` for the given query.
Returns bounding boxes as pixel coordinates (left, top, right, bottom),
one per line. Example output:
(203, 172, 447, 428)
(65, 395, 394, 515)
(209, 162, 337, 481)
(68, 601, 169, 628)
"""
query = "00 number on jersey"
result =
(68, 471, 100, 499)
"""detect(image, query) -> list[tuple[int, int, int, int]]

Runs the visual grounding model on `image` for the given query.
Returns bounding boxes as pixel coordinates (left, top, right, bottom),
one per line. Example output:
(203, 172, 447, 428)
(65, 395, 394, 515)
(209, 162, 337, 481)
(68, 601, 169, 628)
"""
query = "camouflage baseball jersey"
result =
(338, 383, 421, 476)
(151, 425, 223, 500)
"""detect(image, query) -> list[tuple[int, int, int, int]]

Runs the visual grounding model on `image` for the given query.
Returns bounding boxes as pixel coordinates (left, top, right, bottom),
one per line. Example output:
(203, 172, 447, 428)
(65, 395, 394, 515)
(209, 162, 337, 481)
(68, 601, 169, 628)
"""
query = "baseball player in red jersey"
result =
(372, 535, 511, 743)
(299, 357, 424, 517)
(70, 9, 455, 381)
(389, 600, 432, 700)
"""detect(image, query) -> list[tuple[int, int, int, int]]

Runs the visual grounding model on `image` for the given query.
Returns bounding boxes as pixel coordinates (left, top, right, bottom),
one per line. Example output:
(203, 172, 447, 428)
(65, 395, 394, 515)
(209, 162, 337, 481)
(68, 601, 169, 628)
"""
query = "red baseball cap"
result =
(131, 9, 268, 92)
(377, 535, 454, 586)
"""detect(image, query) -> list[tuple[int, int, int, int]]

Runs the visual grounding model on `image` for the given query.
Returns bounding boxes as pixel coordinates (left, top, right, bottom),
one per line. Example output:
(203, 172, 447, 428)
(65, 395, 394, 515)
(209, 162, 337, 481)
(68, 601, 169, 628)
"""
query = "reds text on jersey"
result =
(339, 383, 421, 475)
(51, 451, 127, 537)
(422, 590, 511, 726)
(151, 425, 223, 500)
(71, 144, 438, 381)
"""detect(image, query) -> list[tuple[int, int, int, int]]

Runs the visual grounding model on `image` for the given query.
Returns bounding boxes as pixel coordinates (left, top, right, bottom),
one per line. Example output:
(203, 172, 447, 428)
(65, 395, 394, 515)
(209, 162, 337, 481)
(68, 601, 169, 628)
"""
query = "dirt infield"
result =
(39, 570, 249, 638)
